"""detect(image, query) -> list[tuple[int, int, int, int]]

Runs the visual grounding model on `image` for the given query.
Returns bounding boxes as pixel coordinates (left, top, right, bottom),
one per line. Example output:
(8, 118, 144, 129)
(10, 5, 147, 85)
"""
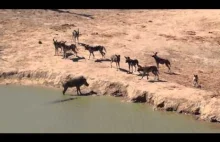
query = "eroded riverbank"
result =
(1, 84, 220, 133)
(1, 9, 220, 125)
(0, 69, 220, 124)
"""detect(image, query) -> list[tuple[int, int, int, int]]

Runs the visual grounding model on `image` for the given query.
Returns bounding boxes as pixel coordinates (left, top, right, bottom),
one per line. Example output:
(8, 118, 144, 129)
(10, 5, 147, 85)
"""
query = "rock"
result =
(210, 116, 218, 122)
(111, 90, 123, 97)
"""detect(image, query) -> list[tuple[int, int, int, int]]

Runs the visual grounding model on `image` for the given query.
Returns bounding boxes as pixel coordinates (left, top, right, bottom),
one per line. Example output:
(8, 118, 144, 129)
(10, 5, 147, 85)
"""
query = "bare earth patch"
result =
(1, 9, 220, 123)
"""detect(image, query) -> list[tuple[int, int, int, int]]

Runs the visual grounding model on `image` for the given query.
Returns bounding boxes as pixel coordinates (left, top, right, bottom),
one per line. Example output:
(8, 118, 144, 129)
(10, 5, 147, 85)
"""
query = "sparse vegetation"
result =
(1, 9, 220, 123)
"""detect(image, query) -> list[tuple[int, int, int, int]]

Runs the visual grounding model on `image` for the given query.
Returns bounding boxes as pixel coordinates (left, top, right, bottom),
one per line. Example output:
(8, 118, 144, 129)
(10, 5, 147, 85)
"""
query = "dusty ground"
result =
(1, 9, 220, 123)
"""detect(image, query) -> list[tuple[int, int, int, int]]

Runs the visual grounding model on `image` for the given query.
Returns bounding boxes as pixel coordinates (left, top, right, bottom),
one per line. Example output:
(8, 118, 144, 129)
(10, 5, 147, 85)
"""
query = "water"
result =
(0, 85, 220, 133)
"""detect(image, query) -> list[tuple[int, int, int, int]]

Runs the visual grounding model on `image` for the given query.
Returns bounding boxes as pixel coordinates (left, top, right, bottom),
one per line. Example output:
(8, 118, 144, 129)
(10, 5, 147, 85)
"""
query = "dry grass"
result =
(1, 9, 220, 93)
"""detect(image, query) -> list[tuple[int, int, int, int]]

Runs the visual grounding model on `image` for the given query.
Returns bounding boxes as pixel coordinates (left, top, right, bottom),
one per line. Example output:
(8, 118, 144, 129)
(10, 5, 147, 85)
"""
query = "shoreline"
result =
(0, 69, 220, 124)
(1, 9, 220, 125)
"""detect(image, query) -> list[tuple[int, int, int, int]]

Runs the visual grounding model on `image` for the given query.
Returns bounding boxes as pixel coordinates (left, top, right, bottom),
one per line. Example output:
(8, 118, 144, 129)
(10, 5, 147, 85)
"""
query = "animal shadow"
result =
(164, 72, 180, 75)
(71, 56, 86, 62)
(71, 90, 98, 96)
(148, 79, 167, 83)
(49, 97, 77, 104)
(137, 73, 146, 77)
(81, 90, 98, 96)
(63, 52, 74, 58)
(94, 58, 111, 63)
(119, 68, 130, 73)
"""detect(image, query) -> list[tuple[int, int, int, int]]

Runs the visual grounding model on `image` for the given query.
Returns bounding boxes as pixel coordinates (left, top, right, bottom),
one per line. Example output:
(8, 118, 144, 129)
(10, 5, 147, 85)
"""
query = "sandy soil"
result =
(1, 9, 220, 123)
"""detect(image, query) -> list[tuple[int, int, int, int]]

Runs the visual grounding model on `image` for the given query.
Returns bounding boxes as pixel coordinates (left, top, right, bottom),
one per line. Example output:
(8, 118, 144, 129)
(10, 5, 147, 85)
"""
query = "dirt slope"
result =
(1, 9, 220, 123)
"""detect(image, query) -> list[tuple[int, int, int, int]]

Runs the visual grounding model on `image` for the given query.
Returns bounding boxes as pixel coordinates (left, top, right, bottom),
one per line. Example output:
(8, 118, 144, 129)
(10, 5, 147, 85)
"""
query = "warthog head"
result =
(83, 78, 89, 87)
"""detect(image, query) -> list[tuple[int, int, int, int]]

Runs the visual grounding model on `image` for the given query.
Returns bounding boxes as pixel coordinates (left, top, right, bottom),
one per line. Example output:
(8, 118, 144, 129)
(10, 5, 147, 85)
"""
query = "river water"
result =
(0, 85, 220, 133)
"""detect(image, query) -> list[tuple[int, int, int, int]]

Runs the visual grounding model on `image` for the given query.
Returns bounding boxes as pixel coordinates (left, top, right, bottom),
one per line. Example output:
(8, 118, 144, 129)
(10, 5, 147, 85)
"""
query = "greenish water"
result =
(0, 85, 220, 133)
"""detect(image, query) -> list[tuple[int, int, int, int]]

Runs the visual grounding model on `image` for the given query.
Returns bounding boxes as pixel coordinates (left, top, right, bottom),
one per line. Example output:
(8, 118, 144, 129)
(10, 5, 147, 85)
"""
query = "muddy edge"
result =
(0, 69, 220, 123)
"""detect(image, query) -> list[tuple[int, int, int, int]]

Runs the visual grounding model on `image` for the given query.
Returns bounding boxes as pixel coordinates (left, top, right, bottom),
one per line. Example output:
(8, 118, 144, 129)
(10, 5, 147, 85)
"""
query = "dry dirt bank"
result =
(1, 9, 220, 123)
(0, 69, 220, 123)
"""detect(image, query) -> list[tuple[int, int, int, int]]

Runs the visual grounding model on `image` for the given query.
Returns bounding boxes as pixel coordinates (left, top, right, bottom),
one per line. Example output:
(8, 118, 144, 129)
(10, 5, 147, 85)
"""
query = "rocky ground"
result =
(1, 9, 220, 123)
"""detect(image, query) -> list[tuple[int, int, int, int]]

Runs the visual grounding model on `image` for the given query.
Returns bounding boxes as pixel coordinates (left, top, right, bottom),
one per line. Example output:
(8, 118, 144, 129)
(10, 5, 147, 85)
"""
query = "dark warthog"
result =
(62, 76, 89, 95)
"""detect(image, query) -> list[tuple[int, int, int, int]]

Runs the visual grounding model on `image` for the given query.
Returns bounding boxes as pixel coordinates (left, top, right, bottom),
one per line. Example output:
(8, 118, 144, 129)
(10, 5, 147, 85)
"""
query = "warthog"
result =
(62, 76, 89, 95)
